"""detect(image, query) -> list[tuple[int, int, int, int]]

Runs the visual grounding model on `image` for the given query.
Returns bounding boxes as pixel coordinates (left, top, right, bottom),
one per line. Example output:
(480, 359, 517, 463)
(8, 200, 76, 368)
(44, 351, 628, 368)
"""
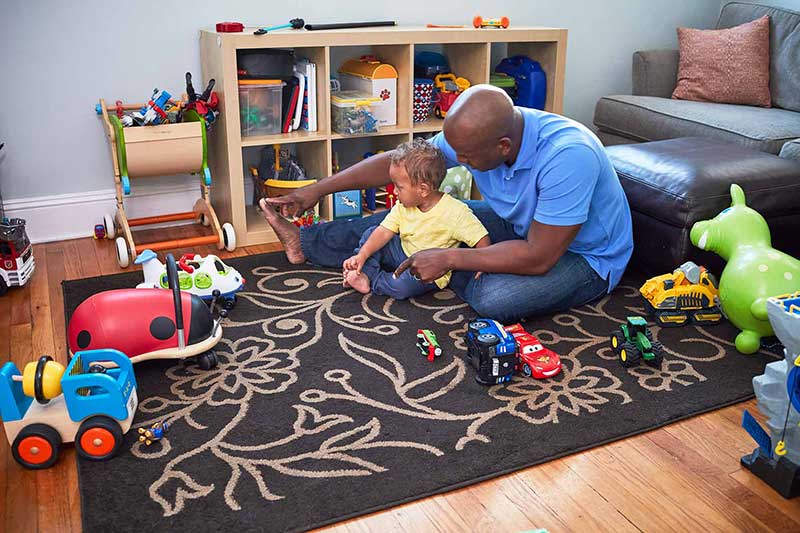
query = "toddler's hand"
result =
(343, 255, 363, 273)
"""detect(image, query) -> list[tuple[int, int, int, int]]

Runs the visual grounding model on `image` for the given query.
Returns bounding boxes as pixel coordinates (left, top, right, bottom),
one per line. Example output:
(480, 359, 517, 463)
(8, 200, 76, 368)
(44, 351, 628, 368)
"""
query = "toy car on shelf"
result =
(0, 349, 138, 469)
(466, 319, 519, 385)
(0, 217, 35, 297)
(639, 261, 723, 327)
(473, 16, 510, 28)
(416, 329, 442, 362)
(504, 323, 562, 379)
(68, 254, 225, 370)
(433, 74, 470, 119)
(610, 316, 665, 368)
(135, 249, 244, 308)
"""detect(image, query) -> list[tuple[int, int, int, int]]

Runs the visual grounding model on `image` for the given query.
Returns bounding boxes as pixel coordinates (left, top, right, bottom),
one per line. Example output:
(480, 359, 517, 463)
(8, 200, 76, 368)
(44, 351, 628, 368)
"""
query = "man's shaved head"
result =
(442, 84, 522, 171)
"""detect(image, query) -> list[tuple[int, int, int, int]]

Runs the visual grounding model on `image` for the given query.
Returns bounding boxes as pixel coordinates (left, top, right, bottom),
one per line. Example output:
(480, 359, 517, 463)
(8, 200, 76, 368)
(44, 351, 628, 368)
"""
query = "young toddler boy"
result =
(343, 139, 490, 299)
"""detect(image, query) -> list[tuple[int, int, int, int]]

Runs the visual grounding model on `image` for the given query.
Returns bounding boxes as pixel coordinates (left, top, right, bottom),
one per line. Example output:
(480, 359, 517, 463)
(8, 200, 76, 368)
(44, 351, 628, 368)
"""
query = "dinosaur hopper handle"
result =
(165, 254, 186, 349)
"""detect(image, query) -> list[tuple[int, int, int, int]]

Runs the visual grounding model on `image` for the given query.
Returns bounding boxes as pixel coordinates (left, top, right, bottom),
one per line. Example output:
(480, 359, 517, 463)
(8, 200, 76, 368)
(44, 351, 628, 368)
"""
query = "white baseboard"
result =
(3, 181, 204, 244)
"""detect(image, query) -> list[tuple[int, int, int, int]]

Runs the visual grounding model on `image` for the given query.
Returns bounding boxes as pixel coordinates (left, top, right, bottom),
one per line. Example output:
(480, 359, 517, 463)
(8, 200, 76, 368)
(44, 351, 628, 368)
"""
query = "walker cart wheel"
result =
(200, 214, 211, 227)
(222, 223, 237, 251)
(103, 213, 116, 239)
(12, 424, 62, 470)
(197, 352, 218, 371)
(115, 237, 130, 268)
(75, 416, 123, 461)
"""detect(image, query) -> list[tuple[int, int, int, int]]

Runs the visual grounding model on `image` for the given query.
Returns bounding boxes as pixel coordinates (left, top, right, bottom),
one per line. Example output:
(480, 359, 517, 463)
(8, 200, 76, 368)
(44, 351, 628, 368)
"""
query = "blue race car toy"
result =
(466, 318, 518, 385)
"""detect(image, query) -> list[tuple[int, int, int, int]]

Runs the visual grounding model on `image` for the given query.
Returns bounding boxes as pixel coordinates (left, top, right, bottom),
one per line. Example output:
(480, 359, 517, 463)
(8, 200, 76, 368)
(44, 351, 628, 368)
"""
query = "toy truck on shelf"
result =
(610, 316, 665, 368)
(0, 217, 35, 296)
(0, 349, 138, 469)
(639, 261, 723, 327)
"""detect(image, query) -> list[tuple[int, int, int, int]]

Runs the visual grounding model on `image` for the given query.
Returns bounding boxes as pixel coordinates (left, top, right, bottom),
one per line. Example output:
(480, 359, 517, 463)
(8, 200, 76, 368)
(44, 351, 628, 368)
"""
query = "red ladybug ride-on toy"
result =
(504, 323, 562, 379)
(67, 254, 225, 370)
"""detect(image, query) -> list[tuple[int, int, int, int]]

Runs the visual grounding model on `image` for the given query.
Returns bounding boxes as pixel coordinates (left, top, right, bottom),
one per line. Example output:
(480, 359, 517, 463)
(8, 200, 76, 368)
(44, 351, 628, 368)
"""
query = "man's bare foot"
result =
(259, 198, 306, 264)
(345, 270, 371, 294)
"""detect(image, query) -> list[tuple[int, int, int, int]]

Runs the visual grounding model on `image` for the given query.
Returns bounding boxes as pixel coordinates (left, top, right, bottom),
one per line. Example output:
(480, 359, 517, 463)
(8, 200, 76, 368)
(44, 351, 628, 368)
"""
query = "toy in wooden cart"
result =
(433, 74, 470, 119)
(183, 72, 220, 129)
(741, 292, 800, 498)
(690, 184, 800, 354)
(95, 91, 235, 267)
(466, 319, 562, 384)
(504, 323, 562, 379)
(138, 421, 169, 446)
(68, 254, 226, 370)
(610, 316, 664, 368)
(0, 217, 35, 297)
(473, 15, 510, 28)
(639, 261, 723, 327)
(0, 349, 138, 469)
(135, 249, 244, 308)
(416, 329, 443, 362)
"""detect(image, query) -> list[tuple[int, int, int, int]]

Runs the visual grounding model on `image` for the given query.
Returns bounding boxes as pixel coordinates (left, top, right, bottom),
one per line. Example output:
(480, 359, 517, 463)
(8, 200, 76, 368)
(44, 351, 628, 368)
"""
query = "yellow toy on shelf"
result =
(95, 98, 236, 268)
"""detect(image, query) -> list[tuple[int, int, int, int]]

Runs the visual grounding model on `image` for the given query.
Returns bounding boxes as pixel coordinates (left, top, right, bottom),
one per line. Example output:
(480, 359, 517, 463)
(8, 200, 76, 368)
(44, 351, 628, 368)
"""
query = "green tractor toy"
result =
(610, 316, 665, 368)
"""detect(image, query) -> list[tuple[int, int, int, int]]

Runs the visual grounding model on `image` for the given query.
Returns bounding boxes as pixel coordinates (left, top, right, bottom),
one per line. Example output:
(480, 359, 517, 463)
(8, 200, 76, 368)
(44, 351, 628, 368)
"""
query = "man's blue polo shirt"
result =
(430, 107, 633, 291)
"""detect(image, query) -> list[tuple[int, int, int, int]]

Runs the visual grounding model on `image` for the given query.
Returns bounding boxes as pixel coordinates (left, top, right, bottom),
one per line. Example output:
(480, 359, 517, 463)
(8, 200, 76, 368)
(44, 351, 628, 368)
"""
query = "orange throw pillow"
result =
(672, 15, 771, 107)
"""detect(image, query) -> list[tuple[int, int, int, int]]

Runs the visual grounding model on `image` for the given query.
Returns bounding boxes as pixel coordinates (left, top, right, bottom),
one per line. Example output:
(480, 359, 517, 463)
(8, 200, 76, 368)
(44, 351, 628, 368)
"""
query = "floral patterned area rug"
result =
(63, 253, 775, 533)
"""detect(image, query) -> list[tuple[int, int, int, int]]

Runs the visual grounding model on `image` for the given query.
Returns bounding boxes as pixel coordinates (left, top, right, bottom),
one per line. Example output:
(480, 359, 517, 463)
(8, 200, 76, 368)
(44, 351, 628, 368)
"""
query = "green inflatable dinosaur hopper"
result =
(690, 184, 800, 354)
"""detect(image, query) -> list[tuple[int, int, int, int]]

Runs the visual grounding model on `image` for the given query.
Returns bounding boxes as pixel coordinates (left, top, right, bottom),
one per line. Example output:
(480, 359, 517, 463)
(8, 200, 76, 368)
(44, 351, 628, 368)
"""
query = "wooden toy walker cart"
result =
(95, 99, 236, 267)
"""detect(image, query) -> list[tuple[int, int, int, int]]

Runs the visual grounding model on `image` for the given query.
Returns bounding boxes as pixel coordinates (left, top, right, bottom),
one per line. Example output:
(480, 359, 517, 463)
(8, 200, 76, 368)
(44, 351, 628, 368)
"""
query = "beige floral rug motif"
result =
(63, 253, 776, 533)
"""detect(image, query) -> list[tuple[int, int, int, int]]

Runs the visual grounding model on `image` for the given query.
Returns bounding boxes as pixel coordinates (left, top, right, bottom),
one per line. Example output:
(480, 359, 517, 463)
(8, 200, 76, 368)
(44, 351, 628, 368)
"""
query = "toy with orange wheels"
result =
(0, 349, 138, 469)
(473, 16, 510, 28)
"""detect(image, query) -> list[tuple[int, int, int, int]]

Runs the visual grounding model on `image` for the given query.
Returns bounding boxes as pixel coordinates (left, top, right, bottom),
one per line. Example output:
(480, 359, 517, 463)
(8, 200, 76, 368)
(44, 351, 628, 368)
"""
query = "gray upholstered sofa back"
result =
(717, 2, 800, 112)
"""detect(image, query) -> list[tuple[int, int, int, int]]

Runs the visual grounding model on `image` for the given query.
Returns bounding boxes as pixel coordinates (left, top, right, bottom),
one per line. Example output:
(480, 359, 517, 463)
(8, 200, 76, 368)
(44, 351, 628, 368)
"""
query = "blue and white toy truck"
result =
(466, 319, 518, 385)
(0, 349, 138, 469)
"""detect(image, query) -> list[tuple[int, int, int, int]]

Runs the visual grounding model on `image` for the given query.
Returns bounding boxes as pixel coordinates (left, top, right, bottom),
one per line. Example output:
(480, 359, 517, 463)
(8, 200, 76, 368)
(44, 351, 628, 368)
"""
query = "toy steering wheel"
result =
(34, 355, 54, 405)
(166, 254, 186, 349)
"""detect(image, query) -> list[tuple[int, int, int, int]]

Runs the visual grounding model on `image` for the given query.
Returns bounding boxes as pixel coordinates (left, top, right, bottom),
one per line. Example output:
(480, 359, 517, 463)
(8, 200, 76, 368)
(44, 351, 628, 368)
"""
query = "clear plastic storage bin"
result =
(331, 91, 381, 135)
(239, 81, 284, 136)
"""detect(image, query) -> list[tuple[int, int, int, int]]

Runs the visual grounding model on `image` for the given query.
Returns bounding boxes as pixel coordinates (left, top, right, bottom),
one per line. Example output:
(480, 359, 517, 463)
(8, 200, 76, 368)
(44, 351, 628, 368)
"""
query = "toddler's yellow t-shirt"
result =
(380, 194, 488, 288)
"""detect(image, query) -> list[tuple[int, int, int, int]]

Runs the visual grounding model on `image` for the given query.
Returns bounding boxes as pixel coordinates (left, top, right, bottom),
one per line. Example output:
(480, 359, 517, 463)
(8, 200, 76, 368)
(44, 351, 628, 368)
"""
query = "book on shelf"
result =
(295, 58, 317, 132)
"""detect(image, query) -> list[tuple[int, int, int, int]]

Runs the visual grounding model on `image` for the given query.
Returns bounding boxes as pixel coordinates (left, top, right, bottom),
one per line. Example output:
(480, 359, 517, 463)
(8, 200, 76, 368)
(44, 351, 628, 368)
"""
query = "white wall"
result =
(0, 0, 723, 202)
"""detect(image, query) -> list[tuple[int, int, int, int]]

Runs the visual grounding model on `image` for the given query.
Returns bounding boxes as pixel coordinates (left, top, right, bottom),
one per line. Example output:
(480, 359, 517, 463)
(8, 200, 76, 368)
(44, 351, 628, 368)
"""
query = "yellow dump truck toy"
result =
(639, 261, 723, 327)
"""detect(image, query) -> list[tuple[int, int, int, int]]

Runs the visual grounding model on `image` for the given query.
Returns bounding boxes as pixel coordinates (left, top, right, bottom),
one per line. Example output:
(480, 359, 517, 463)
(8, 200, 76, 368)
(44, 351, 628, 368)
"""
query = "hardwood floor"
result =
(2, 227, 797, 532)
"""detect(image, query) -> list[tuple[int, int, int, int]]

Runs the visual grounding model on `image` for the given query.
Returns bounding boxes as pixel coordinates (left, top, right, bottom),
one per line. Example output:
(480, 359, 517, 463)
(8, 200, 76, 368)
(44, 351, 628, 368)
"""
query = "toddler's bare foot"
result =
(342, 269, 352, 288)
(345, 270, 371, 294)
(259, 198, 306, 264)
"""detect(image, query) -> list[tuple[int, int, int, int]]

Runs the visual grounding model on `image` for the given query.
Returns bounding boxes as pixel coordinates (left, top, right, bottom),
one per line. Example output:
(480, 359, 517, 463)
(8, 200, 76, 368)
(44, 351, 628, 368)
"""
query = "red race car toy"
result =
(504, 323, 562, 379)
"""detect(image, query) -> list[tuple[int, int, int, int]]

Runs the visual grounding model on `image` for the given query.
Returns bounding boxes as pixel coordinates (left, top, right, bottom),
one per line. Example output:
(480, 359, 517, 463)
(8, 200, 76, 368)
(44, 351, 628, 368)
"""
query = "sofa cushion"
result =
(718, 2, 800, 112)
(780, 139, 800, 163)
(594, 95, 800, 154)
(606, 137, 800, 274)
(673, 15, 771, 107)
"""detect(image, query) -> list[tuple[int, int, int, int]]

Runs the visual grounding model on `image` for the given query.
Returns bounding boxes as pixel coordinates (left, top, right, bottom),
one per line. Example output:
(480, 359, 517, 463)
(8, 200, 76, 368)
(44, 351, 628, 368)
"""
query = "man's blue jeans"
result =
(355, 226, 437, 299)
(300, 201, 609, 322)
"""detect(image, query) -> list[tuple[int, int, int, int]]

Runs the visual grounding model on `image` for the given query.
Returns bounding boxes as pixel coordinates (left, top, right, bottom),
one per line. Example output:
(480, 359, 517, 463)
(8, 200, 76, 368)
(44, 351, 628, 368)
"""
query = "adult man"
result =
(260, 85, 632, 322)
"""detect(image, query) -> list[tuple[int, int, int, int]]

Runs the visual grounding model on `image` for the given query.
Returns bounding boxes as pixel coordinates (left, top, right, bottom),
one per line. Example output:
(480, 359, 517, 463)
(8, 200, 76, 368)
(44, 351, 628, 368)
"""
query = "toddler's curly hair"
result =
(390, 138, 446, 189)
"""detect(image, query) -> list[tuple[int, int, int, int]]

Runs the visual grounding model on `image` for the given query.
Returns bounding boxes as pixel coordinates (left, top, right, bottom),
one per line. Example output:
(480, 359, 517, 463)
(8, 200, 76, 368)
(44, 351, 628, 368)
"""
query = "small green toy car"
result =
(416, 329, 442, 362)
(610, 316, 665, 368)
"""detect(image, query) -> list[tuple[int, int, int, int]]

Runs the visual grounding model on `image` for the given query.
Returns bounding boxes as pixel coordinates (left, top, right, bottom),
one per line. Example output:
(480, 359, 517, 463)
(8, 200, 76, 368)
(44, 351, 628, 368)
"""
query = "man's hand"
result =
(265, 186, 321, 218)
(343, 254, 365, 274)
(394, 249, 451, 283)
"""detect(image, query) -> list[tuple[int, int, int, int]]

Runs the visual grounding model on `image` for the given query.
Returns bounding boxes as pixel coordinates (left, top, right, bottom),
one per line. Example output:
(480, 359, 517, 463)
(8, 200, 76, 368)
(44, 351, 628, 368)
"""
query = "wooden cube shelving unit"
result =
(200, 26, 567, 246)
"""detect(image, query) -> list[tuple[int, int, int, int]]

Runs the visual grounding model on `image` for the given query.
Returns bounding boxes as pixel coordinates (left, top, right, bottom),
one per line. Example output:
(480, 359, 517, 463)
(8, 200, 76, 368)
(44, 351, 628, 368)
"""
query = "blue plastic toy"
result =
(495, 56, 547, 110)
(0, 349, 138, 469)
